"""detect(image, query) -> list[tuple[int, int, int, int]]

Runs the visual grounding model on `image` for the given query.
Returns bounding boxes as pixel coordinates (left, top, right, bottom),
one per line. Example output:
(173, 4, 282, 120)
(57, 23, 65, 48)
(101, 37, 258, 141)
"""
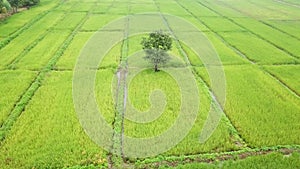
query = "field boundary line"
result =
(174, 1, 255, 64)
(176, 1, 300, 100)
(193, 1, 300, 98)
(155, 0, 248, 150)
(197, 1, 300, 60)
(0, 1, 65, 51)
(261, 67, 300, 98)
(108, 7, 129, 169)
(0, 11, 90, 145)
(5, 11, 73, 69)
(174, 0, 252, 147)
(273, 0, 300, 8)
(134, 145, 300, 168)
(218, 0, 300, 42)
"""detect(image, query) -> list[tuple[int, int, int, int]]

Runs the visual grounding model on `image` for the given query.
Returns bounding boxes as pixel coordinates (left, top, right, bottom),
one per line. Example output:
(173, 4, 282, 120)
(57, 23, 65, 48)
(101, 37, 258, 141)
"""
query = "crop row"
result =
(177, 0, 300, 65)
(0, 71, 37, 128)
(232, 18, 300, 59)
(13, 30, 70, 70)
(211, 0, 300, 41)
(246, 0, 300, 20)
(264, 20, 300, 40)
(80, 14, 123, 31)
(0, 72, 110, 168)
(0, 11, 66, 69)
(54, 12, 87, 30)
(0, 9, 106, 168)
(202, 0, 300, 60)
(0, 0, 62, 50)
(123, 33, 240, 156)
(219, 32, 298, 65)
(263, 65, 300, 96)
(198, 65, 300, 147)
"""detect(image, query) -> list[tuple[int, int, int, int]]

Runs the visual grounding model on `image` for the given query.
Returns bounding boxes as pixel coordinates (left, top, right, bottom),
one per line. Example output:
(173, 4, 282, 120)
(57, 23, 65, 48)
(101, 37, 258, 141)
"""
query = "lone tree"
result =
(141, 30, 172, 72)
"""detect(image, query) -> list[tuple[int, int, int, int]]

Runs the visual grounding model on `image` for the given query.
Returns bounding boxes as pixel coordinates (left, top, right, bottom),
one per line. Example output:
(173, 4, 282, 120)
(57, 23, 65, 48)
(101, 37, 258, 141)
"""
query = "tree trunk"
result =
(154, 64, 158, 72)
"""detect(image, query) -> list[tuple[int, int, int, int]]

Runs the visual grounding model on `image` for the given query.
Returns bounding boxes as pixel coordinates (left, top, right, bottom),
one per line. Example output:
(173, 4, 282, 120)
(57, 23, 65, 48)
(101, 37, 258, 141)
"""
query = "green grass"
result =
(216, 0, 291, 19)
(124, 68, 238, 155)
(0, 71, 110, 168)
(14, 31, 70, 70)
(193, 65, 300, 147)
(198, 0, 245, 17)
(91, 2, 112, 14)
(223, 65, 300, 147)
(95, 69, 117, 125)
(0, 11, 65, 68)
(124, 69, 181, 138)
(264, 65, 300, 95)
(219, 32, 298, 64)
(129, 3, 158, 14)
(181, 16, 210, 32)
(55, 1, 77, 11)
(233, 18, 300, 58)
(0, 0, 300, 168)
(155, 1, 190, 16)
(200, 17, 246, 32)
(0, 0, 61, 38)
(81, 14, 122, 31)
(0, 70, 37, 127)
(176, 1, 219, 17)
(70, 2, 94, 12)
(54, 12, 86, 30)
(56, 32, 93, 69)
(107, 2, 129, 15)
(203, 32, 248, 65)
(248, 0, 300, 20)
(264, 20, 300, 39)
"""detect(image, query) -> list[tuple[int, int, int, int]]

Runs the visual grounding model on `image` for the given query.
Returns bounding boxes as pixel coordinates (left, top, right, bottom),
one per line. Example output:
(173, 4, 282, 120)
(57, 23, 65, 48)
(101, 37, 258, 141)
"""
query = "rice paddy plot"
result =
(264, 20, 300, 39)
(0, 0, 61, 38)
(55, 32, 94, 70)
(129, 3, 158, 14)
(0, 71, 111, 169)
(0, 11, 65, 69)
(176, 1, 219, 17)
(53, 12, 87, 30)
(219, 32, 298, 64)
(155, 1, 191, 16)
(14, 31, 70, 70)
(204, 32, 248, 65)
(224, 65, 300, 147)
(81, 14, 123, 31)
(0, 0, 299, 168)
(199, 17, 246, 32)
(233, 18, 300, 58)
(0, 70, 37, 127)
(264, 65, 300, 95)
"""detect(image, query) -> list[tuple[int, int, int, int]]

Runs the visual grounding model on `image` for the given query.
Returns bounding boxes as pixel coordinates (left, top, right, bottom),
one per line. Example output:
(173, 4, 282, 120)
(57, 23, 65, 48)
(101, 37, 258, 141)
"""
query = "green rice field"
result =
(0, 0, 299, 168)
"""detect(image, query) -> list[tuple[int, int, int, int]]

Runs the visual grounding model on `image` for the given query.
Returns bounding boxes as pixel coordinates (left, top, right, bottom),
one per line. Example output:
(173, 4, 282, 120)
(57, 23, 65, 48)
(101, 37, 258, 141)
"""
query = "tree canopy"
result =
(141, 30, 172, 72)
(1, 0, 39, 13)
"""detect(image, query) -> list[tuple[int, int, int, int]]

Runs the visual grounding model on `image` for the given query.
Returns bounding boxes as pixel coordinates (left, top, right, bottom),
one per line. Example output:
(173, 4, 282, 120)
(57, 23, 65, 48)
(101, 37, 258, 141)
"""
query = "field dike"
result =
(5, 11, 71, 69)
(216, 0, 300, 42)
(175, 0, 300, 99)
(0, 1, 64, 51)
(197, 1, 300, 60)
(154, 0, 246, 148)
(134, 145, 300, 168)
(108, 15, 130, 169)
